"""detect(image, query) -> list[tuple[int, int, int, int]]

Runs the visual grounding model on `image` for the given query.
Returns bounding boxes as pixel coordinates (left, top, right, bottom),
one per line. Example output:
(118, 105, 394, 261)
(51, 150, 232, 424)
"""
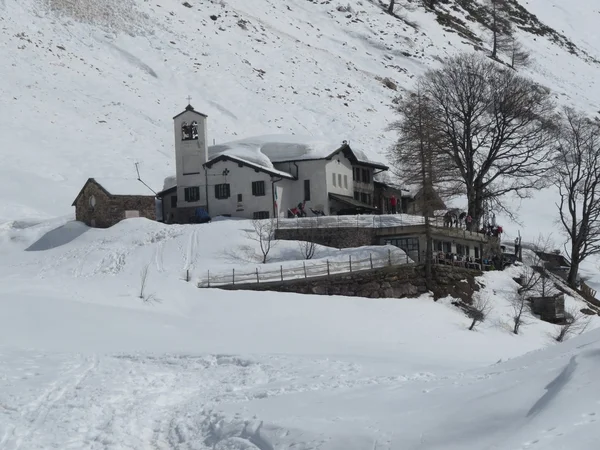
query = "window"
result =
(253, 211, 270, 220)
(184, 186, 200, 202)
(343, 174, 348, 189)
(237, 193, 243, 202)
(354, 191, 360, 201)
(214, 183, 230, 199)
(362, 168, 370, 184)
(456, 243, 464, 255)
(304, 180, 311, 201)
(465, 245, 470, 257)
(338, 174, 342, 187)
(171, 195, 178, 208)
(252, 181, 266, 196)
(361, 192, 371, 205)
(443, 242, 452, 253)
(474, 246, 480, 259)
(190, 121, 198, 140)
(181, 122, 190, 140)
(125, 210, 140, 219)
(434, 240, 443, 251)
(332, 172, 336, 187)
(354, 167, 361, 182)
(386, 237, 420, 254)
(88, 195, 96, 208)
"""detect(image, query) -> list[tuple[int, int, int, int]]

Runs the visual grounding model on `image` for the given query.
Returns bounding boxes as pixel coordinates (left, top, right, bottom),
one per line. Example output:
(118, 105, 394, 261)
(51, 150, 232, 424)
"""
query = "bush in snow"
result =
(554, 306, 591, 342)
(245, 219, 278, 264)
(467, 294, 492, 331)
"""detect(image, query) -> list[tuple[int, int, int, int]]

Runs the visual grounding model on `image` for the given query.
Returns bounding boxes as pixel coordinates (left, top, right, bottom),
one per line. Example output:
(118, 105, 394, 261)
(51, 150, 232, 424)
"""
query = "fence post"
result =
(349, 255, 352, 273)
(303, 261, 307, 278)
(388, 248, 392, 266)
(327, 260, 330, 276)
(406, 252, 409, 264)
(280, 265, 283, 282)
(370, 253, 373, 269)
(256, 267, 259, 284)
(232, 268, 235, 285)
(207, 270, 210, 288)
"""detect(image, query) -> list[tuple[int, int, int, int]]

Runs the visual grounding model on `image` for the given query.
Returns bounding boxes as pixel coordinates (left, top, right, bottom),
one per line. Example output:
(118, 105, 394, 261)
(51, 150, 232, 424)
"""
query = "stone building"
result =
(72, 178, 157, 228)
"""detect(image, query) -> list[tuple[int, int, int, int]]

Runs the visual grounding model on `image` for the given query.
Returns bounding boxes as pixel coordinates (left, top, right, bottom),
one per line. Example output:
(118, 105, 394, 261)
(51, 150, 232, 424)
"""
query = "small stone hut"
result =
(72, 178, 157, 228)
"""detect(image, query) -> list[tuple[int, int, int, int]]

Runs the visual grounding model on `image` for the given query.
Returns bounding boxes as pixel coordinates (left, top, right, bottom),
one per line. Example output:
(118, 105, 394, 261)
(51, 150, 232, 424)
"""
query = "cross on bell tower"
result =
(187, 95, 192, 105)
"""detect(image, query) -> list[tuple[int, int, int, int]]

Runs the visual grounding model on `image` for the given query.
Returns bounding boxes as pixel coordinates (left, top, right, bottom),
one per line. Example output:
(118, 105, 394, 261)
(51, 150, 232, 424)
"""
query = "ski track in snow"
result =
(0, 351, 457, 449)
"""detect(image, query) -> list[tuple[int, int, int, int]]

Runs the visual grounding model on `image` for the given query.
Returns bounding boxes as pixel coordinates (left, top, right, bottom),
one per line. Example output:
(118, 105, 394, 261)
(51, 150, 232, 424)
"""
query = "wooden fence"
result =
(198, 250, 414, 288)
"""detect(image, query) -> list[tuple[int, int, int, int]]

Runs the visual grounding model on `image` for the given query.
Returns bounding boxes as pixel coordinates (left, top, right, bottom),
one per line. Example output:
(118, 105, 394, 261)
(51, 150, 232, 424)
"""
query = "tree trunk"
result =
(467, 192, 484, 231)
(567, 259, 579, 289)
(469, 318, 477, 331)
(387, 0, 395, 14)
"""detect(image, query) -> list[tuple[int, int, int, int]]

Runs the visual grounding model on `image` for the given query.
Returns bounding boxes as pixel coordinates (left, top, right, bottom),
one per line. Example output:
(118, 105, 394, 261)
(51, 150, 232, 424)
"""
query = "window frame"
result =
(332, 172, 337, 187)
(251, 180, 266, 197)
(304, 179, 311, 201)
(253, 211, 270, 220)
(184, 186, 200, 202)
(214, 183, 231, 200)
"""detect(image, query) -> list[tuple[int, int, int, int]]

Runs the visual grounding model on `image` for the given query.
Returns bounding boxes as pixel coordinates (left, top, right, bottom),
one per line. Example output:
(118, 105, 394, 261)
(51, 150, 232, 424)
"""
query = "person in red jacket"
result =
(390, 195, 397, 214)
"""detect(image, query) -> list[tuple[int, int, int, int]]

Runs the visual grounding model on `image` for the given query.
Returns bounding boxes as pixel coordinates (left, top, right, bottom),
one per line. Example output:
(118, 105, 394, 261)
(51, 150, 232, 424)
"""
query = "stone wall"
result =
(74, 181, 156, 228)
(275, 227, 376, 249)
(215, 264, 481, 302)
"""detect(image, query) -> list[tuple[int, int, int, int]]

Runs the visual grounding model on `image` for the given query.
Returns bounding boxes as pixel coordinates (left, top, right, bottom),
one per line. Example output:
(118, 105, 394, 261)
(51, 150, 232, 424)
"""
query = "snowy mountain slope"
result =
(1, 0, 600, 223)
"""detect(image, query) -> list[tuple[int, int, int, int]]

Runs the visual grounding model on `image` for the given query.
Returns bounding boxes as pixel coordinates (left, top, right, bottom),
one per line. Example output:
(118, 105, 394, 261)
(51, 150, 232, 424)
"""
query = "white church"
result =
(156, 104, 391, 223)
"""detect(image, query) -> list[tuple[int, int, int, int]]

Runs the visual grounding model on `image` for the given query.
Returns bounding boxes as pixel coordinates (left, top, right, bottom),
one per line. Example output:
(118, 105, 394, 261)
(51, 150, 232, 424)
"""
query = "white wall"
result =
(325, 154, 353, 197)
(206, 160, 276, 219)
(274, 160, 328, 214)
(173, 110, 209, 208)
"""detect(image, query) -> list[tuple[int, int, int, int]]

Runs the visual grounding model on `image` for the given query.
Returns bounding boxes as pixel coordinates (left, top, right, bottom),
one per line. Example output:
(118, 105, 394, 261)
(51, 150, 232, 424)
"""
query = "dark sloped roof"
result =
(172, 104, 208, 120)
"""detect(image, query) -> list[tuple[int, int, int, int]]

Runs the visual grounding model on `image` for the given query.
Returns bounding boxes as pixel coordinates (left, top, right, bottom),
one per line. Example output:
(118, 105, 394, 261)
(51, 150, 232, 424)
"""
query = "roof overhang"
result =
(329, 193, 378, 210)
(172, 104, 208, 120)
(205, 154, 296, 179)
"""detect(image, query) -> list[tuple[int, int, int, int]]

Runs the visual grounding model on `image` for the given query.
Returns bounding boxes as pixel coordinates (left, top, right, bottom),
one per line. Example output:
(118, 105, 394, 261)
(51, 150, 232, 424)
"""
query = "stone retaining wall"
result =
(275, 227, 376, 249)
(215, 264, 481, 302)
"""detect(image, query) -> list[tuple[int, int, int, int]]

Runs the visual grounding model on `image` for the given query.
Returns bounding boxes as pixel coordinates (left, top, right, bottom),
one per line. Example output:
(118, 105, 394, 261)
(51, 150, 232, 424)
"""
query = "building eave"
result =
(172, 104, 208, 120)
(204, 154, 296, 180)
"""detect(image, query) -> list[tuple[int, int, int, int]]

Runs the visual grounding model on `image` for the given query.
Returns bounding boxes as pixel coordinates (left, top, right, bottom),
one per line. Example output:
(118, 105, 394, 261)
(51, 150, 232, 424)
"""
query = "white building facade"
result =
(158, 105, 388, 222)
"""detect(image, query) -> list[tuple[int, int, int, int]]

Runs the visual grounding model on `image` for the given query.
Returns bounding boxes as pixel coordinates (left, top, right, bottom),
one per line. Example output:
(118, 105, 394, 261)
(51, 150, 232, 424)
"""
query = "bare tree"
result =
(246, 219, 278, 264)
(554, 306, 591, 342)
(509, 38, 532, 70)
(486, 0, 512, 59)
(467, 294, 493, 331)
(553, 107, 600, 288)
(420, 53, 556, 228)
(388, 86, 453, 288)
(138, 263, 157, 303)
(510, 292, 530, 335)
(518, 234, 555, 296)
(298, 240, 317, 260)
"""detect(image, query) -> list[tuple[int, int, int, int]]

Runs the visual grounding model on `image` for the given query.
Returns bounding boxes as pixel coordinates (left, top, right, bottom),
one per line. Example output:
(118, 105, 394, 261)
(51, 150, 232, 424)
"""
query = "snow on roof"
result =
(208, 135, 388, 169)
(162, 175, 177, 191)
(212, 154, 295, 179)
(93, 178, 155, 196)
(208, 135, 341, 166)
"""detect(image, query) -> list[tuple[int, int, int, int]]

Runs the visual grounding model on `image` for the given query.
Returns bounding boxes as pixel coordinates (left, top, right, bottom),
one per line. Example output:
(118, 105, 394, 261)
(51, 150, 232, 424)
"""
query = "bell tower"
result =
(172, 101, 209, 208)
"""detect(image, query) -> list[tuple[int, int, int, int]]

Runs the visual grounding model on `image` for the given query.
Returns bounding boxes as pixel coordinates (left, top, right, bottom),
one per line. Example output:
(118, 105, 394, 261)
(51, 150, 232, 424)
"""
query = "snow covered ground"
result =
(1, 217, 599, 449)
(3, 0, 600, 448)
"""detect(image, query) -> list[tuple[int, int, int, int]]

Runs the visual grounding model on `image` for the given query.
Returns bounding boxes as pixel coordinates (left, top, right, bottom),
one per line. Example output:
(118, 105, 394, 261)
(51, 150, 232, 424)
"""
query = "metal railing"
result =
(198, 250, 414, 288)
(275, 214, 489, 239)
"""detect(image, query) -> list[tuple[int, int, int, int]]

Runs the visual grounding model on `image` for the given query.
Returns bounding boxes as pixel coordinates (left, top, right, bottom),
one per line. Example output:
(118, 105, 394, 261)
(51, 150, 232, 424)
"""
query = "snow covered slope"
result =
(1, 0, 600, 223)
(0, 217, 599, 449)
